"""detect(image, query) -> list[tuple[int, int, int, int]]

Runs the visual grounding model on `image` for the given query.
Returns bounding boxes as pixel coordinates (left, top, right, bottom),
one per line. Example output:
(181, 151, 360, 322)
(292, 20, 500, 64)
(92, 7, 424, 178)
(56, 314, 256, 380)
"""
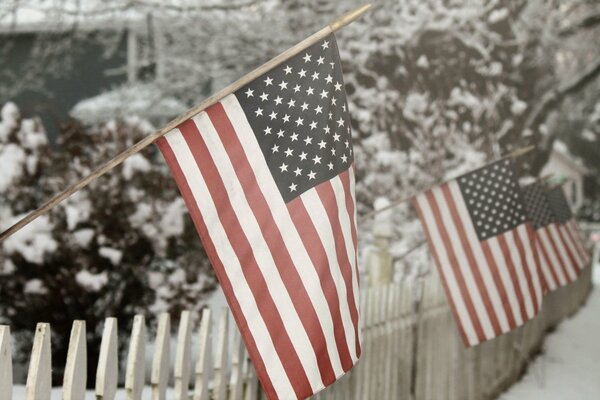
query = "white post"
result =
(26, 323, 52, 400)
(62, 321, 87, 400)
(151, 313, 171, 400)
(0, 326, 12, 400)
(367, 197, 394, 286)
(96, 318, 118, 400)
(125, 315, 147, 400)
(175, 311, 193, 400)
(193, 308, 212, 400)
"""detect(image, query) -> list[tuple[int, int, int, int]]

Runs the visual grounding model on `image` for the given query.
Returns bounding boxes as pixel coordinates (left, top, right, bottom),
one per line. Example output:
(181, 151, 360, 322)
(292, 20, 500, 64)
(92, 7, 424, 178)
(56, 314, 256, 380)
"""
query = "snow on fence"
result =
(0, 265, 592, 400)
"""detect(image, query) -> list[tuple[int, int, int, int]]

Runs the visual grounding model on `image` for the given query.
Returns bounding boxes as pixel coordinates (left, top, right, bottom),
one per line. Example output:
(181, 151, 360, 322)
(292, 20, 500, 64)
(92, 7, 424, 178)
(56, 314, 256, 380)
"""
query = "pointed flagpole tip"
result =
(329, 4, 372, 32)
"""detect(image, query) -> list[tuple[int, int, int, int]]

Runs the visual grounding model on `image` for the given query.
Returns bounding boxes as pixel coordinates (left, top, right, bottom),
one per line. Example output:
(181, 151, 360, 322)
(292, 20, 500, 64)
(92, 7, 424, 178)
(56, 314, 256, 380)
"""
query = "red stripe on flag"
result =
(547, 226, 576, 283)
(339, 169, 359, 277)
(556, 225, 581, 276)
(479, 240, 518, 330)
(496, 234, 529, 322)
(424, 189, 486, 343)
(205, 105, 337, 386)
(440, 184, 502, 336)
(522, 225, 542, 311)
(315, 182, 361, 357)
(565, 220, 588, 267)
(287, 197, 354, 371)
(536, 233, 560, 289)
(412, 197, 470, 345)
(156, 136, 279, 399)
(178, 118, 312, 397)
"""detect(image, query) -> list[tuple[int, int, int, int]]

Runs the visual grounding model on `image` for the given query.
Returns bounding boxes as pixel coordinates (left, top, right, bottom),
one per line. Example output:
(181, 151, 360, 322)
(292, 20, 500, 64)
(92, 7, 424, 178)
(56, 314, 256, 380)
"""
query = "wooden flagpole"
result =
(0, 4, 372, 242)
(359, 145, 536, 223)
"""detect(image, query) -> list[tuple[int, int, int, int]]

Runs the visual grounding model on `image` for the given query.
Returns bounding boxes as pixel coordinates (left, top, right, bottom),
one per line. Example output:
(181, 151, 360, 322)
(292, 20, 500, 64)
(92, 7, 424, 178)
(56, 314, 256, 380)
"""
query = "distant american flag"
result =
(412, 160, 543, 346)
(522, 182, 577, 291)
(547, 186, 591, 271)
(156, 34, 360, 399)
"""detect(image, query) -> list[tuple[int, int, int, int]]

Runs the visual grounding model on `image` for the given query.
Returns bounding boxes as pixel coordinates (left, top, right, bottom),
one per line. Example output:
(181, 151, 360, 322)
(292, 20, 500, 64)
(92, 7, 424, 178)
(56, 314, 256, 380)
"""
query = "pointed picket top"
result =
(213, 309, 230, 400)
(0, 326, 12, 400)
(96, 318, 118, 400)
(126, 315, 147, 400)
(62, 320, 87, 400)
(151, 313, 171, 400)
(174, 311, 193, 400)
(26, 323, 52, 400)
(193, 308, 212, 400)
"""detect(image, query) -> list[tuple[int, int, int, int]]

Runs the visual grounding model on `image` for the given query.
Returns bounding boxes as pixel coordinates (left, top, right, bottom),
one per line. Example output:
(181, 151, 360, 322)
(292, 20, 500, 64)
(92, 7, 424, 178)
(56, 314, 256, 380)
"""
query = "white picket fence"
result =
(0, 265, 592, 400)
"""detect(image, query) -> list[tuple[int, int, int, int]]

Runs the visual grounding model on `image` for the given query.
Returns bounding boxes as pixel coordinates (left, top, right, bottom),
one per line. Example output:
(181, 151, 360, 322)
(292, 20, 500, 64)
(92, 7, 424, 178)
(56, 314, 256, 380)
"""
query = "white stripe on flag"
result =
(486, 236, 524, 325)
(517, 226, 543, 307)
(221, 94, 348, 375)
(191, 107, 324, 390)
(163, 130, 296, 398)
(447, 182, 510, 332)
(414, 192, 479, 345)
(299, 188, 359, 362)
(536, 241, 557, 291)
(504, 228, 534, 319)
(330, 175, 361, 332)
(431, 185, 495, 339)
(562, 222, 585, 268)
(538, 228, 568, 286)
(548, 224, 578, 281)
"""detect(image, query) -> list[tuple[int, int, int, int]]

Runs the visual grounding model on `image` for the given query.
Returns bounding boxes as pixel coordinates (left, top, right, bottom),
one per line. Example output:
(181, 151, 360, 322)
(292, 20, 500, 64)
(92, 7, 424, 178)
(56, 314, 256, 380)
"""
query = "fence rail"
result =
(0, 266, 592, 400)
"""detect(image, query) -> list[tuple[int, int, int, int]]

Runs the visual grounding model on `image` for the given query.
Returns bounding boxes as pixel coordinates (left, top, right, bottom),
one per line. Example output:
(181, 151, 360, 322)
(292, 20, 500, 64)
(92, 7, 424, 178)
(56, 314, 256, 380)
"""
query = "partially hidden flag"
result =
(156, 34, 360, 400)
(522, 182, 578, 291)
(547, 186, 591, 270)
(412, 159, 543, 346)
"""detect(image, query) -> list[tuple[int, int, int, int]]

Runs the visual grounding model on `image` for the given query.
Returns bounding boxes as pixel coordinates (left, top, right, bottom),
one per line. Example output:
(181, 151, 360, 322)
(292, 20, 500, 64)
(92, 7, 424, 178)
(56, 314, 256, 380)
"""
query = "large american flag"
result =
(156, 34, 360, 400)
(547, 186, 591, 271)
(522, 182, 578, 291)
(412, 159, 543, 346)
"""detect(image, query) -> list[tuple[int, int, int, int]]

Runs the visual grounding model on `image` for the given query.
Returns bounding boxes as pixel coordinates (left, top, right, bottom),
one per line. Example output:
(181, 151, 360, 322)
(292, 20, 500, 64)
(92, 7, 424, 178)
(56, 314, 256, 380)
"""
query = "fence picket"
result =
(193, 308, 213, 400)
(228, 332, 245, 400)
(125, 315, 146, 400)
(213, 309, 230, 400)
(62, 321, 87, 400)
(0, 258, 592, 400)
(0, 326, 12, 400)
(25, 323, 51, 400)
(243, 352, 259, 400)
(151, 313, 171, 400)
(96, 318, 118, 400)
(175, 311, 193, 400)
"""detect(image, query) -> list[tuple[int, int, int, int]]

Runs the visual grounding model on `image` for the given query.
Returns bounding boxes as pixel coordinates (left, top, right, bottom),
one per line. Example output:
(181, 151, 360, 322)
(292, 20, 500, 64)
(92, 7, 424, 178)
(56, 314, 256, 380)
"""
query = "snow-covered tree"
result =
(0, 103, 217, 382)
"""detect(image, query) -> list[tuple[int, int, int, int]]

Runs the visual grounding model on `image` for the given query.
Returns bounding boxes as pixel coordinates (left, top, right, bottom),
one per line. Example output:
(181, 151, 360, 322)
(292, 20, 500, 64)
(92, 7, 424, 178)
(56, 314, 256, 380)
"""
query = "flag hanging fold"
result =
(412, 159, 544, 347)
(156, 34, 360, 400)
(546, 186, 591, 270)
(522, 182, 578, 291)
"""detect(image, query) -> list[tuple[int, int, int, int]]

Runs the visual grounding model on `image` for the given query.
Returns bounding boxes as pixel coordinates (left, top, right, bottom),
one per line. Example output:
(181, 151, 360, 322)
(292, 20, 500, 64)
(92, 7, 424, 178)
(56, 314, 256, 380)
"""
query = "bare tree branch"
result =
(560, 12, 600, 37)
(524, 57, 600, 131)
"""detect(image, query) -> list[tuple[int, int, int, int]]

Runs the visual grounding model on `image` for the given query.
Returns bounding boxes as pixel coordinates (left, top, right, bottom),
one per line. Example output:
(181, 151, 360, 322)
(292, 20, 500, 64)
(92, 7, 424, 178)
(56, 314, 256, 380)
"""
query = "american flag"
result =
(156, 34, 360, 400)
(522, 182, 578, 291)
(547, 186, 591, 271)
(412, 159, 543, 346)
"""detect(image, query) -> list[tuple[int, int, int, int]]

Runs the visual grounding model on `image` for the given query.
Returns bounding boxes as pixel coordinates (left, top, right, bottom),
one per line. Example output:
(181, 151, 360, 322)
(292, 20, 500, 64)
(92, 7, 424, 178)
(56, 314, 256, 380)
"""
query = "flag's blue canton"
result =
(457, 159, 529, 241)
(547, 187, 573, 223)
(522, 183, 556, 229)
(236, 34, 353, 202)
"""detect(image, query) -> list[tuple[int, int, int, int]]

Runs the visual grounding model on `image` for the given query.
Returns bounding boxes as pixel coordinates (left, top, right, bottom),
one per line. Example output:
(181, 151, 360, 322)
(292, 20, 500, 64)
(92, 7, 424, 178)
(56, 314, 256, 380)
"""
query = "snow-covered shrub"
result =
(0, 103, 217, 383)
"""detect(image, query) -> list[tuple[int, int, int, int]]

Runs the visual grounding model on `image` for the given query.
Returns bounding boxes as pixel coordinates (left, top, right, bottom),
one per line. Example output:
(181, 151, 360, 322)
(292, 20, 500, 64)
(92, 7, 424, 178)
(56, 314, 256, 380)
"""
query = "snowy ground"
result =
(500, 248, 600, 400)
